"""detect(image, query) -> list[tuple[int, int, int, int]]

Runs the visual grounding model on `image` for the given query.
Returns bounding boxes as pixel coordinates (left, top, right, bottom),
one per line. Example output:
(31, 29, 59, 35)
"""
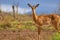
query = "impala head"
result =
(28, 3, 39, 10)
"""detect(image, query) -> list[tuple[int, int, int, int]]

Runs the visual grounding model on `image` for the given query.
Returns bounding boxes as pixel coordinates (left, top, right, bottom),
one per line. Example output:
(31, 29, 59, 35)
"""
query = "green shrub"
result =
(52, 32, 60, 40)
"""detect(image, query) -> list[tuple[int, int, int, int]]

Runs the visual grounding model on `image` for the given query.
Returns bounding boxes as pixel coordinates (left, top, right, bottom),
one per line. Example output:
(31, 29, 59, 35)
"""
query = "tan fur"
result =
(28, 4, 60, 35)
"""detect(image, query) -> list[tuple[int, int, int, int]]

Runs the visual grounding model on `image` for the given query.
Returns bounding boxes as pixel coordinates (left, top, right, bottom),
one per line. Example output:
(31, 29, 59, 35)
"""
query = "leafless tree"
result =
(16, 5, 18, 14)
(0, 5, 2, 13)
(12, 5, 15, 18)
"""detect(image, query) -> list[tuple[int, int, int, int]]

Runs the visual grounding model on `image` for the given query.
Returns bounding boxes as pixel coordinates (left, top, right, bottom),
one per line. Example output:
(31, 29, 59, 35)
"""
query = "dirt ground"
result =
(0, 29, 55, 40)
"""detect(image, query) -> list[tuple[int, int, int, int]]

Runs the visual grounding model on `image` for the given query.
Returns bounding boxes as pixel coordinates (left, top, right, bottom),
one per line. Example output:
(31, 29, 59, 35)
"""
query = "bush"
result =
(0, 22, 11, 29)
(52, 32, 60, 40)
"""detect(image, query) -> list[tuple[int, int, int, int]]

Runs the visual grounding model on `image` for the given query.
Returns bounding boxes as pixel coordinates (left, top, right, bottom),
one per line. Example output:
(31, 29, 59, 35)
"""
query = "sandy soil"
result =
(0, 29, 55, 40)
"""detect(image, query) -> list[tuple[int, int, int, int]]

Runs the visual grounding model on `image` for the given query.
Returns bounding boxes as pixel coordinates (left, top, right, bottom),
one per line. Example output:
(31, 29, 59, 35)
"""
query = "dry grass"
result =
(0, 12, 60, 40)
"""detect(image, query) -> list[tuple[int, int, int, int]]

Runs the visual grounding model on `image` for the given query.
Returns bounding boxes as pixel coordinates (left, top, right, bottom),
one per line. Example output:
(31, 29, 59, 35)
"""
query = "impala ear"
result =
(28, 3, 32, 8)
(35, 4, 39, 8)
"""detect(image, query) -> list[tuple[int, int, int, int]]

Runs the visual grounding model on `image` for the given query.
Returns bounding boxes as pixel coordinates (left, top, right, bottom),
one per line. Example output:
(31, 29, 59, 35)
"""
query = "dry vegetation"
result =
(0, 12, 60, 40)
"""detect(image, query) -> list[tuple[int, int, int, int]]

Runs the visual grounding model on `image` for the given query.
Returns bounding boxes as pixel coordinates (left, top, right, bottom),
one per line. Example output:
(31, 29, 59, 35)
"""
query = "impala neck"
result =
(32, 9, 37, 22)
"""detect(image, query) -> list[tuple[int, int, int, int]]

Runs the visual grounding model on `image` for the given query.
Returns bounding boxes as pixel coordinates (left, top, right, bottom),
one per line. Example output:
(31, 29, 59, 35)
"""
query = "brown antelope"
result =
(28, 3, 60, 40)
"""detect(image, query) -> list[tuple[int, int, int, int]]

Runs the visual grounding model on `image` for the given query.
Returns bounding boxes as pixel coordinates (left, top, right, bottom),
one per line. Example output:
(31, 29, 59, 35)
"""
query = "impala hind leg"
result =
(53, 22, 60, 33)
(54, 26, 59, 32)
